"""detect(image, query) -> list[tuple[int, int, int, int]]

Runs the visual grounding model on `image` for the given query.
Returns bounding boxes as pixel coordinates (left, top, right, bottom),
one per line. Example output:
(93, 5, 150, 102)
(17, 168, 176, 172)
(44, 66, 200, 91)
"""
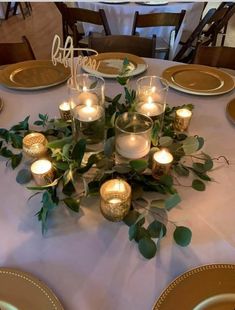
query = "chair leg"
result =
(5, 2, 11, 20)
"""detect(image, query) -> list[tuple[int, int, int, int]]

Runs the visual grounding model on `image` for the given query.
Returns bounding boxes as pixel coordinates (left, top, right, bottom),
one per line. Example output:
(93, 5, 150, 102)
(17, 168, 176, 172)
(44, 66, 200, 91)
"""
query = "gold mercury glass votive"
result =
(174, 108, 192, 132)
(152, 149, 173, 179)
(23, 133, 47, 158)
(31, 159, 54, 186)
(100, 179, 131, 222)
(59, 101, 72, 121)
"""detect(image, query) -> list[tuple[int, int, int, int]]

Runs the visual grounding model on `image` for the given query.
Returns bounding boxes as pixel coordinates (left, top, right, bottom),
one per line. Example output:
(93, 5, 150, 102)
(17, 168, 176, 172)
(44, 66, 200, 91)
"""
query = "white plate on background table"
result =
(162, 64, 235, 96)
(0, 268, 64, 310)
(100, 0, 129, 4)
(153, 264, 235, 310)
(0, 60, 70, 90)
(226, 98, 235, 125)
(82, 52, 147, 78)
(136, 1, 168, 5)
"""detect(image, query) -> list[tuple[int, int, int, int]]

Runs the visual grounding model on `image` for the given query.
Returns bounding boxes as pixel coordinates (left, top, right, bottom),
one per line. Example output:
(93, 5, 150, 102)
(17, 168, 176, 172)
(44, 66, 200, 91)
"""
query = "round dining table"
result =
(0, 57, 235, 310)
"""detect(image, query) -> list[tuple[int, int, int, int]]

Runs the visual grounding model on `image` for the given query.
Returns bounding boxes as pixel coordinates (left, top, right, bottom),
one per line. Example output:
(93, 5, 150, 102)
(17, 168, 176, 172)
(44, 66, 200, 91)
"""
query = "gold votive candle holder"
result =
(59, 101, 72, 121)
(152, 149, 173, 179)
(174, 108, 192, 132)
(100, 179, 131, 222)
(23, 133, 47, 158)
(31, 159, 54, 186)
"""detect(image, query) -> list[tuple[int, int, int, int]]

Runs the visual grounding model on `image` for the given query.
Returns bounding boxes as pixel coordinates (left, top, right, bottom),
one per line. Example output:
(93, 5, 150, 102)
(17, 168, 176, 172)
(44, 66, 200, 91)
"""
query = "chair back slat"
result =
(89, 35, 156, 58)
(0, 36, 35, 66)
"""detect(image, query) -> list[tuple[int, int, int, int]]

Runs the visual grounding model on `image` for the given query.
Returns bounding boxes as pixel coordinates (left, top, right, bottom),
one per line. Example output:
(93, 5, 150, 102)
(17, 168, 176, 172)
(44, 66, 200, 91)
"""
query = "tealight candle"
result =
(100, 179, 131, 221)
(77, 90, 98, 105)
(74, 99, 101, 122)
(137, 96, 165, 117)
(23, 133, 47, 158)
(31, 159, 54, 186)
(116, 134, 150, 159)
(152, 149, 173, 179)
(59, 101, 72, 121)
(174, 108, 192, 132)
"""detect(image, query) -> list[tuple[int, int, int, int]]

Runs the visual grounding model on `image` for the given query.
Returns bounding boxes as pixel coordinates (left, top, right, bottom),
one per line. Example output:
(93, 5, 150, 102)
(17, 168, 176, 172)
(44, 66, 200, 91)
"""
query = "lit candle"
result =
(23, 133, 47, 158)
(116, 134, 150, 159)
(59, 101, 72, 121)
(74, 99, 101, 122)
(77, 88, 98, 105)
(100, 179, 131, 221)
(152, 149, 173, 179)
(137, 96, 164, 117)
(31, 159, 54, 186)
(174, 108, 192, 132)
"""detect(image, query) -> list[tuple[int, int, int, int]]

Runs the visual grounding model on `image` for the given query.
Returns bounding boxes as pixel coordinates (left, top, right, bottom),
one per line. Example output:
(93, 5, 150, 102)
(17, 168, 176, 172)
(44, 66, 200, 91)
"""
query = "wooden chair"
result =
(131, 10, 186, 59)
(193, 45, 235, 70)
(5, 2, 32, 20)
(174, 3, 235, 62)
(88, 35, 157, 58)
(55, 3, 111, 47)
(0, 36, 36, 66)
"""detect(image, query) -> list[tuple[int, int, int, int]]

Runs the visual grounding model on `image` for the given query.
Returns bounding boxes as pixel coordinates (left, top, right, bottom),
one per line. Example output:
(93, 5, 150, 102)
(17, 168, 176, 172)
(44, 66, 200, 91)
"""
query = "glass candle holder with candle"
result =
(68, 74, 105, 153)
(174, 108, 192, 132)
(31, 159, 54, 186)
(100, 179, 131, 222)
(136, 76, 168, 134)
(23, 133, 47, 158)
(115, 112, 153, 164)
(59, 101, 72, 121)
(152, 149, 173, 179)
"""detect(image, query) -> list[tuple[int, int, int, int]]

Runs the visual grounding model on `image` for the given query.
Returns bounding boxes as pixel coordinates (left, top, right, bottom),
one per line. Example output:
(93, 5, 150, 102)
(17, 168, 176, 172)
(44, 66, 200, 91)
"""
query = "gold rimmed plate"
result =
(0, 268, 64, 310)
(0, 60, 70, 90)
(226, 98, 235, 125)
(0, 98, 3, 113)
(153, 264, 235, 310)
(162, 64, 235, 96)
(82, 52, 147, 78)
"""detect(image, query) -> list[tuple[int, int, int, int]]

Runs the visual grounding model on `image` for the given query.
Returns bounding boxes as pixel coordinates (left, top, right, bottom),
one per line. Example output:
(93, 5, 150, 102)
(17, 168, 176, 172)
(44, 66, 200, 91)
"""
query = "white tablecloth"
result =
(0, 58, 235, 310)
(77, 2, 204, 58)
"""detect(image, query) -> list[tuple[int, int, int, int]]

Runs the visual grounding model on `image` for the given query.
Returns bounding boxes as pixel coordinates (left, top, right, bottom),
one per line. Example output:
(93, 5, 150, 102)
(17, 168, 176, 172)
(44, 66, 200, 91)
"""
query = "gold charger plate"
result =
(82, 52, 147, 78)
(226, 98, 235, 125)
(153, 264, 235, 310)
(0, 97, 3, 113)
(162, 64, 235, 96)
(0, 60, 70, 90)
(0, 268, 64, 310)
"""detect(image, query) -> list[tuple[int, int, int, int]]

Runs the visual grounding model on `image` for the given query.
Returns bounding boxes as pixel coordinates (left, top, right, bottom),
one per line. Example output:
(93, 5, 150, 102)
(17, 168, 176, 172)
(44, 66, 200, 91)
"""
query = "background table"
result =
(0, 58, 235, 310)
(77, 2, 205, 58)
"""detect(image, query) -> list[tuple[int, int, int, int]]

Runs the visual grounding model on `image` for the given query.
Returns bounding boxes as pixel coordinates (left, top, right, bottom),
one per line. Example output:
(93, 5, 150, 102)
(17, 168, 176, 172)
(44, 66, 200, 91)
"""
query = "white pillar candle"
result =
(77, 90, 98, 105)
(137, 96, 164, 117)
(174, 108, 192, 132)
(116, 134, 150, 159)
(31, 159, 54, 186)
(152, 149, 173, 179)
(100, 179, 131, 222)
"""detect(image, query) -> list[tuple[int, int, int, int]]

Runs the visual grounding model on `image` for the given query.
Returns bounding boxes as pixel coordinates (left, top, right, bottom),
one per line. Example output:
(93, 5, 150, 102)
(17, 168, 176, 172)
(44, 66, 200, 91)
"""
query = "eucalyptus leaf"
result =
(130, 159, 148, 172)
(159, 175, 173, 187)
(134, 227, 151, 242)
(174, 164, 189, 176)
(27, 178, 59, 190)
(10, 116, 30, 131)
(42, 191, 57, 210)
(138, 237, 157, 259)
(123, 210, 141, 227)
(104, 137, 115, 157)
(192, 179, 205, 191)
(10, 133, 23, 149)
(11, 153, 23, 169)
(129, 224, 138, 241)
(182, 137, 199, 155)
(150, 199, 165, 209)
(71, 139, 86, 166)
(165, 193, 181, 210)
(16, 169, 32, 184)
(173, 226, 192, 247)
(147, 220, 166, 238)
(159, 136, 173, 147)
(47, 137, 73, 149)
(63, 197, 80, 212)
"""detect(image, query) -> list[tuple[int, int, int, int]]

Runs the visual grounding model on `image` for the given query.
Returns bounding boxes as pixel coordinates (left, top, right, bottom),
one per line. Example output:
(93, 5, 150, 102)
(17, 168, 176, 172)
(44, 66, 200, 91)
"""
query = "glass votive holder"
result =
(136, 76, 168, 121)
(31, 159, 54, 186)
(67, 74, 105, 153)
(100, 179, 131, 222)
(174, 108, 192, 132)
(23, 133, 47, 158)
(152, 149, 173, 179)
(59, 101, 72, 121)
(115, 112, 153, 164)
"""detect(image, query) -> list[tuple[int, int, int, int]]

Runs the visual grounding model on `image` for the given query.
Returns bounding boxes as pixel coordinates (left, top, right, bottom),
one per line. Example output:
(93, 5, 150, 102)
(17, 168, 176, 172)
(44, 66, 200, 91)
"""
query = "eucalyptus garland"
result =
(0, 64, 215, 259)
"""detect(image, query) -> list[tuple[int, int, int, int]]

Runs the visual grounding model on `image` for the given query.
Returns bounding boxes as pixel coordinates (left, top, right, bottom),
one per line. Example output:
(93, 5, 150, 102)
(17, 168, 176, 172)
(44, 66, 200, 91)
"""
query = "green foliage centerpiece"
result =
(0, 61, 215, 260)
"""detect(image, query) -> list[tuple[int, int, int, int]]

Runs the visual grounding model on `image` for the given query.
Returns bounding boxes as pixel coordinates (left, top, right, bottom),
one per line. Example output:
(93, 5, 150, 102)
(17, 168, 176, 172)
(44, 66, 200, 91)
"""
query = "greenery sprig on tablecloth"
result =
(0, 62, 215, 259)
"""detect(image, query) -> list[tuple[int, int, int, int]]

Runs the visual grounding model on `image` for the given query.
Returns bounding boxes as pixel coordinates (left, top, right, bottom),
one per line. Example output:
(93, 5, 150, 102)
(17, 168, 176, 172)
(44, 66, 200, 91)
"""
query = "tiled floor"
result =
(0, 2, 62, 60)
